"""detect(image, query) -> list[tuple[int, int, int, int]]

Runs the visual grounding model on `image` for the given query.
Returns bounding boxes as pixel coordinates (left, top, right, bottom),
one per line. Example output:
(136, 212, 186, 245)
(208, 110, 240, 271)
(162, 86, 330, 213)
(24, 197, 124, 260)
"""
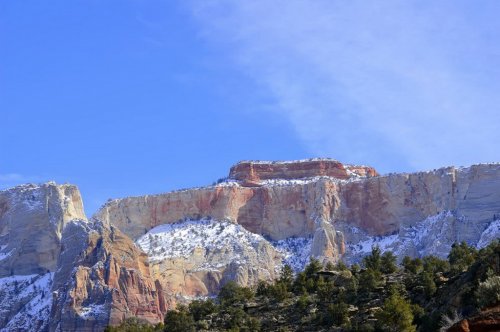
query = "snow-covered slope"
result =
(135, 219, 318, 301)
(0, 273, 53, 332)
(477, 219, 500, 248)
(340, 212, 500, 263)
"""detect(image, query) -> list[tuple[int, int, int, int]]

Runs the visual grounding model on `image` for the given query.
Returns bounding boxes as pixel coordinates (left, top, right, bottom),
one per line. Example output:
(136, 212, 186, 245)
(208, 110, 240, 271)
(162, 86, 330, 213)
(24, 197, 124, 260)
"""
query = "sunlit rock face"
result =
(0, 182, 86, 277)
(337, 164, 500, 262)
(96, 161, 500, 266)
(135, 219, 283, 302)
(50, 220, 167, 332)
(1, 159, 499, 331)
(0, 182, 86, 331)
(228, 158, 378, 185)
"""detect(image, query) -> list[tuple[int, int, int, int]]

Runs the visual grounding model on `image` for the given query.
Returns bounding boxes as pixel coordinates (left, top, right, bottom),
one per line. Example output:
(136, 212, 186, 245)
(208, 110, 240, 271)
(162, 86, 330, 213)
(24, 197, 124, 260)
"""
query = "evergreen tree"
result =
(375, 292, 416, 332)
(304, 257, 322, 278)
(188, 299, 216, 321)
(163, 305, 195, 332)
(448, 241, 478, 273)
(363, 246, 382, 271)
(381, 251, 398, 274)
(218, 281, 253, 306)
(402, 256, 423, 274)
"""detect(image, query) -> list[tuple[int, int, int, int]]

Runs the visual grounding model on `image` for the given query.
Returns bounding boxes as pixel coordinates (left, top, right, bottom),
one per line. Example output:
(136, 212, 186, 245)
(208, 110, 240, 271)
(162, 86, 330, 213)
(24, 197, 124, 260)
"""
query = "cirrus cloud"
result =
(188, 0, 500, 172)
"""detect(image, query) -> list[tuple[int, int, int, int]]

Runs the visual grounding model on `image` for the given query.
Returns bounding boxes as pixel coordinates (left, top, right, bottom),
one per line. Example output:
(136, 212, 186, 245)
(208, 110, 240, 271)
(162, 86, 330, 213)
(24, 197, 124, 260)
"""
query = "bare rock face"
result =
(0, 182, 86, 331)
(50, 220, 167, 332)
(337, 164, 500, 262)
(95, 179, 346, 265)
(229, 159, 378, 185)
(0, 182, 86, 277)
(135, 219, 282, 302)
(96, 162, 500, 266)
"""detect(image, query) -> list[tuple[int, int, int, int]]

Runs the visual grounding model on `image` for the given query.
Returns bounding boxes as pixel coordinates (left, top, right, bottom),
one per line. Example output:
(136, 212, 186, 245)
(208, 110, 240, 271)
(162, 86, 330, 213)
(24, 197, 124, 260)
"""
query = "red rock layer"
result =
(228, 159, 378, 185)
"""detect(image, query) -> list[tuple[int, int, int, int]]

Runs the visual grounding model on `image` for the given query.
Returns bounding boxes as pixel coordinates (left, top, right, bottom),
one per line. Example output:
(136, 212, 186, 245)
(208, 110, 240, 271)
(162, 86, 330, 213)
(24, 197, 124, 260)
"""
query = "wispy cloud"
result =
(188, 0, 500, 172)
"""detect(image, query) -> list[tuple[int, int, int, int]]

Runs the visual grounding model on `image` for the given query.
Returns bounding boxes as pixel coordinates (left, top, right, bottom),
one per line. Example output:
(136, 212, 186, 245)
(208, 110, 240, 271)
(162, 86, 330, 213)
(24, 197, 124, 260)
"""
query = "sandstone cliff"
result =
(0, 182, 86, 331)
(135, 219, 282, 301)
(1, 158, 499, 331)
(229, 159, 377, 185)
(50, 220, 167, 331)
(96, 161, 500, 266)
(0, 182, 86, 277)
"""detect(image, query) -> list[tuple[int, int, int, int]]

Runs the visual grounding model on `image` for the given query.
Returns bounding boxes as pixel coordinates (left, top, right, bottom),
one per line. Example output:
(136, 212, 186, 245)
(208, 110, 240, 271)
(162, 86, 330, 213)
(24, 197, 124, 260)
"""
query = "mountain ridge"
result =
(0, 158, 499, 331)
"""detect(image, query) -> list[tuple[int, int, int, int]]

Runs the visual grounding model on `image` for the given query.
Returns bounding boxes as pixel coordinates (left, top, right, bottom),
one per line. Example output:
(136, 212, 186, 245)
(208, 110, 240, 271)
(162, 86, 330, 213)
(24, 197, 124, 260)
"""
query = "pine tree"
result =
(375, 292, 416, 332)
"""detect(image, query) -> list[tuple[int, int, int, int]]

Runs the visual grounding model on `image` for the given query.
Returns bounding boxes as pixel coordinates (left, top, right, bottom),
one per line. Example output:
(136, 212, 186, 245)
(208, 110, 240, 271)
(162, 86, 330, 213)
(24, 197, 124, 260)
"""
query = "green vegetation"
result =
(106, 240, 500, 331)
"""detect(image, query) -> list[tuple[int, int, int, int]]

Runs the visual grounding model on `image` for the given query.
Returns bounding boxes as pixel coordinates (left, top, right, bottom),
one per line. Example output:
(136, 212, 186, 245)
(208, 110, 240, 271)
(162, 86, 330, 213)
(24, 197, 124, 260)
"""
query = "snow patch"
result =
(344, 211, 460, 262)
(136, 219, 265, 264)
(0, 273, 53, 332)
(477, 220, 500, 248)
(272, 237, 313, 272)
(79, 303, 107, 319)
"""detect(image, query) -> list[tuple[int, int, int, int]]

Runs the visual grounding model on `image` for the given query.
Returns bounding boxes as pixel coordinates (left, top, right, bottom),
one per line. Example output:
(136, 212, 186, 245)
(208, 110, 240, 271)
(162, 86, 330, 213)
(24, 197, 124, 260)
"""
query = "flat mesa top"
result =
(228, 158, 378, 183)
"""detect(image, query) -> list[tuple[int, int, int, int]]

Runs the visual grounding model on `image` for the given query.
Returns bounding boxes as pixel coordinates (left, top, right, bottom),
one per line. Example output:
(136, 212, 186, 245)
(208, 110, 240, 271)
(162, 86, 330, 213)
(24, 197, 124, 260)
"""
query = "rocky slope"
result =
(0, 158, 499, 331)
(50, 220, 167, 331)
(0, 182, 85, 277)
(0, 183, 86, 331)
(0, 184, 168, 331)
(96, 160, 500, 265)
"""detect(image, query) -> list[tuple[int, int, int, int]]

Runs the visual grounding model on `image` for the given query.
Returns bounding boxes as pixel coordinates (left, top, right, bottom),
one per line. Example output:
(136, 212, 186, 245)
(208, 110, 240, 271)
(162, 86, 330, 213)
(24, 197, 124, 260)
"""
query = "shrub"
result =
(402, 256, 423, 274)
(104, 317, 162, 332)
(476, 275, 500, 308)
(423, 255, 450, 274)
(326, 302, 349, 326)
(363, 246, 382, 271)
(164, 305, 195, 332)
(358, 268, 382, 294)
(375, 292, 416, 332)
(420, 271, 437, 298)
(448, 241, 478, 273)
(381, 251, 398, 274)
(218, 281, 254, 306)
(188, 299, 216, 321)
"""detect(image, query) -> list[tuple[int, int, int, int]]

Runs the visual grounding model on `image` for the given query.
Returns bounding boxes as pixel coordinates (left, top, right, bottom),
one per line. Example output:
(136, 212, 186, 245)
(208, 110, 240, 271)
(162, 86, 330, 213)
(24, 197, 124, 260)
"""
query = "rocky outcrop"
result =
(0, 182, 86, 277)
(448, 306, 500, 332)
(95, 178, 345, 264)
(1, 159, 500, 331)
(135, 219, 282, 301)
(229, 159, 377, 185)
(96, 162, 500, 265)
(50, 220, 167, 332)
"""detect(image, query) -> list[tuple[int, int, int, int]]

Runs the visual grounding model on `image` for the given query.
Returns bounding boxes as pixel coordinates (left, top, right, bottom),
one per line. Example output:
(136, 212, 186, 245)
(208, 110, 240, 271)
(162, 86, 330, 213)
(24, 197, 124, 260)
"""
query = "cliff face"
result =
(0, 183, 167, 331)
(1, 159, 499, 331)
(96, 161, 500, 264)
(50, 220, 167, 331)
(228, 159, 377, 185)
(0, 183, 86, 331)
(135, 219, 283, 302)
(0, 182, 86, 277)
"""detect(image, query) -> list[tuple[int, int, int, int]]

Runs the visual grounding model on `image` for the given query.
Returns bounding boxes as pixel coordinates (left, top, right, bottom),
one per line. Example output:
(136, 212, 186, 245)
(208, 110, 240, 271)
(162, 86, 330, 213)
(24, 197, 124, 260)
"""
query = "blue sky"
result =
(1, 1, 499, 214)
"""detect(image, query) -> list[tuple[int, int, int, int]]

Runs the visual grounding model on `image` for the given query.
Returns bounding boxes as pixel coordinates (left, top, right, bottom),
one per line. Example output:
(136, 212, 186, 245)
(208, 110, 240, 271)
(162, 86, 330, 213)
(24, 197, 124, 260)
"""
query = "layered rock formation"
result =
(1, 158, 500, 331)
(229, 159, 378, 185)
(135, 219, 282, 301)
(96, 161, 500, 264)
(0, 182, 86, 276)
(0, 183, 86, 331)
(50, 220, 167, 331)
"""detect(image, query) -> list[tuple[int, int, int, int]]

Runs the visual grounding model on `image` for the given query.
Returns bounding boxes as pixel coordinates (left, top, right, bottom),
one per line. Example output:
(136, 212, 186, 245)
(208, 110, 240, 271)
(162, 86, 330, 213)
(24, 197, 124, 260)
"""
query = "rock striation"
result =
(50, 220, 167, 331)
(228, 159, 378, 185)
(0, 182, 86, 277)
(1, 158, 500, 331)
(96, 162, 500, 263)
(135, 219, 282, 302)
